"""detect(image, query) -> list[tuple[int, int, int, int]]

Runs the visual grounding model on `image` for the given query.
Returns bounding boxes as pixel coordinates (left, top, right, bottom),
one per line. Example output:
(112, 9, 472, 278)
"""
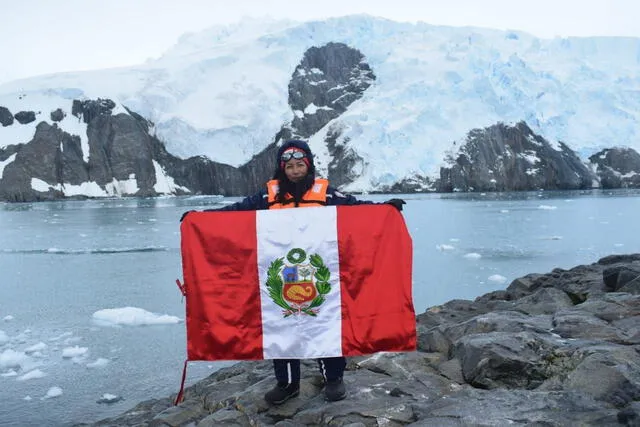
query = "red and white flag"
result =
(180, 204, 415, 361)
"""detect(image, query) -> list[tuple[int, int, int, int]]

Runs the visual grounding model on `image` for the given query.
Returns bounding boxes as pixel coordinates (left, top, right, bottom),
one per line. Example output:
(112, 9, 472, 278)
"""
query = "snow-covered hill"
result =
(1, 14, 639, 193)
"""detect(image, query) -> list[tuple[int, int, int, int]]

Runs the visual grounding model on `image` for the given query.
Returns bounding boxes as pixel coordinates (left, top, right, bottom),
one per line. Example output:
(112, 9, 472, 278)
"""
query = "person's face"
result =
(284, 159, 309, 183)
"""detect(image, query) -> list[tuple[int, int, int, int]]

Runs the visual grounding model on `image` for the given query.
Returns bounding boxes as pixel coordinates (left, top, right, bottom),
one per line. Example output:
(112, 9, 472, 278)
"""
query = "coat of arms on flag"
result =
(179, 205, 416, 362)
(267, 248, 331, 317)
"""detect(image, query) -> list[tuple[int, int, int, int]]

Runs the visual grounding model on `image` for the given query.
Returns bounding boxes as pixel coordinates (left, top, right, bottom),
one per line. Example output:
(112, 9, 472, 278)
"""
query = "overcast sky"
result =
(0, 0, 638, 85)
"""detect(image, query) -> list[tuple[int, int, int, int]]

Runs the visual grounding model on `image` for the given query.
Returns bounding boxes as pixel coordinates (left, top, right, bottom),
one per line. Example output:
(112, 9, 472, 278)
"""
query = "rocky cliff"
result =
(438, 122, 598, 192)
(0, 43, 378, 202)
(589, 147, 640, 189)
(76, 254, 640, 426)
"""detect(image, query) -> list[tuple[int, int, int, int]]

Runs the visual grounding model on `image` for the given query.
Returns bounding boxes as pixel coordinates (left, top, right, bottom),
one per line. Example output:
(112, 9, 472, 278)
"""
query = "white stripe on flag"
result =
(257, 206, 342, 359)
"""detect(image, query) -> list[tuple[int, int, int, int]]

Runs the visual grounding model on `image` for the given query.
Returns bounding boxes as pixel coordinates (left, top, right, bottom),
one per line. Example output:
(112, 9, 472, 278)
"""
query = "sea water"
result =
(1, 189, 639, 426)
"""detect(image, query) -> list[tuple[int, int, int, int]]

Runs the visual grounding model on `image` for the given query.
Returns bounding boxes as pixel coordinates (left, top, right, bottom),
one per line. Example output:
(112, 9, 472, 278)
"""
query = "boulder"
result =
(0, 106, 13, 126)
(14, 110, 36, 124)
(50, 108, 65, 122)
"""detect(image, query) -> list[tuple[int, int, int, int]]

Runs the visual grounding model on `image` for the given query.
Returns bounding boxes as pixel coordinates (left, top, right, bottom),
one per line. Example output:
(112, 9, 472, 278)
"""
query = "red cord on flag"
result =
(175, 279, 186, 296)
(173, 360, 188, 405)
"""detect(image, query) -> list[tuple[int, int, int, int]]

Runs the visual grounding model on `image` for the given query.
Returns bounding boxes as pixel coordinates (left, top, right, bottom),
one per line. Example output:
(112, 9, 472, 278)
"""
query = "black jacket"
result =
(213, 186, 372, 211)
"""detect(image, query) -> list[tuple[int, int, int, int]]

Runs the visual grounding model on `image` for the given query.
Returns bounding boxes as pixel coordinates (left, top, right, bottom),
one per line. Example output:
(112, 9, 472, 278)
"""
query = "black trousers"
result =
(273, 357, 346, 384)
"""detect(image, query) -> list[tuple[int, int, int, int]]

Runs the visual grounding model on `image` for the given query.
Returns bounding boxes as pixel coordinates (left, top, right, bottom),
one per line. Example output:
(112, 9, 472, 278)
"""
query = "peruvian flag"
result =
(179, 204, 415, 361)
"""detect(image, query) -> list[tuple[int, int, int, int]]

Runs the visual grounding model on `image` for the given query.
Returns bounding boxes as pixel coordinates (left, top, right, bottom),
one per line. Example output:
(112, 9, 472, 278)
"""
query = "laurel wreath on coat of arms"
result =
(266, 248, 331, 317)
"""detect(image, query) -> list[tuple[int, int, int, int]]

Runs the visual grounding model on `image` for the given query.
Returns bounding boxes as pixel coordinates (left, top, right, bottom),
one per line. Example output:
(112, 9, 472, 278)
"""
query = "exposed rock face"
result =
(72, 98, 116, 123)
(276, 42, 381, 190)
(287, 42, 375, 138)
(50, 108, 65, 122)
(0, 122, 83, 201)
(589, 147, 640, 188)
(0, 106, 13, 126)
(438, 122, 597, 192)
(0, 43, 380, 201)
(14, 110, 36, 124)
(0, 100, 279, 201)
(79, 254, 640, 426)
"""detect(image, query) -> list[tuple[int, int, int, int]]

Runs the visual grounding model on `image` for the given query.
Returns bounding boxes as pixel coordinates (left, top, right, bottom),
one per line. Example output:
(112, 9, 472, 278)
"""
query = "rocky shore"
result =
(81, 254, 640, 426)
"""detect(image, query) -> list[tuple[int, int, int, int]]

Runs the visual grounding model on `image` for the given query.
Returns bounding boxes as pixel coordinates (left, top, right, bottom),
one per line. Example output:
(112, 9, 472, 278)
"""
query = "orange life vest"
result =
(266, 178, 329, 209)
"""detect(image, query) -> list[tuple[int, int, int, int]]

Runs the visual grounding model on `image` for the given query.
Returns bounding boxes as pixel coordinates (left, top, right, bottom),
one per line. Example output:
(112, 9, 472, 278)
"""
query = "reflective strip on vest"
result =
(266, 178, 328, 209)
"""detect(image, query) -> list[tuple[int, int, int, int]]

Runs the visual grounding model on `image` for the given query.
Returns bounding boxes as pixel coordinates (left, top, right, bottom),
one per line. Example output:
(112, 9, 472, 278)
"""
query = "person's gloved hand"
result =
(384, 198, 406, 211)
(180, 210, 195, 222)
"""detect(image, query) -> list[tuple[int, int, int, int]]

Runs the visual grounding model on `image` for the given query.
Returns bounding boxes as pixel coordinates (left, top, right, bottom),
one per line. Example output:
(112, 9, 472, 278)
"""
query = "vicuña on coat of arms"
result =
(266, 248, 331, 317)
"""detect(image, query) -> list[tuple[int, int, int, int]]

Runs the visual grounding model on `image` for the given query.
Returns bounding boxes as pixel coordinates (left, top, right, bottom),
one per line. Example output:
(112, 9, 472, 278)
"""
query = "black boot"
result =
(324, 377, 346, 402)
(264, 382, 300, 405)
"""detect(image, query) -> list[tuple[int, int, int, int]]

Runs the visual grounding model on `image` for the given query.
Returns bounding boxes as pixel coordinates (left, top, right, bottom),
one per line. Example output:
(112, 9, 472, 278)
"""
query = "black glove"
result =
(179, 210, 195, 222)
(384, 198, 406, 212)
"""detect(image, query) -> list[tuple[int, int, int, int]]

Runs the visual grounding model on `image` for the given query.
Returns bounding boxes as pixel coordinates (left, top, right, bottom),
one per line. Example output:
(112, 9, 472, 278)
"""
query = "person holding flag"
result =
(180, 139, 408, 405)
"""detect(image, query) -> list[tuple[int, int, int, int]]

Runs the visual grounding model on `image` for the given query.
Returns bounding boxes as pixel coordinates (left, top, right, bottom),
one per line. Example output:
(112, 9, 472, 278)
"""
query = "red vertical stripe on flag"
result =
(181, 211, 263, 360)
(337, 205, 416, 356)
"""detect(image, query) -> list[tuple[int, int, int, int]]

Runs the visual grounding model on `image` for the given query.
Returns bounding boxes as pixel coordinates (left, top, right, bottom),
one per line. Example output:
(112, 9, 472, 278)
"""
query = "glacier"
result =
(0, 14, 639, 193)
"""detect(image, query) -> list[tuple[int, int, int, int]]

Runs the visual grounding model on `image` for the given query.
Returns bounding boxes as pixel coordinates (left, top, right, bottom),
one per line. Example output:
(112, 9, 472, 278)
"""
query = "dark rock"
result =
(72, 98, 116, 124)
(589, 147, 640, 189)
(438, 122, 597, 192)
(0, 122, 86, 202)
(618, 406, 640, 426)
(603, 264, 640, 293)
(287, 42, 375, 139)
(552, 310, 623, 341)
(50, 108, 65, 122)
(14, 110, 36, 124)
(0, 106, 14, 126)
(599, 254, 640, 265)
(511, 287, 574, 315)
(276, 42, 384, 191)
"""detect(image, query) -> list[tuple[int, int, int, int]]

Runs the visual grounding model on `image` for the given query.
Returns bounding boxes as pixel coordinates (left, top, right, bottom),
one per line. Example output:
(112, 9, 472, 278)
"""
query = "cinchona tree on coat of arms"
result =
(266, 248, 331, 317)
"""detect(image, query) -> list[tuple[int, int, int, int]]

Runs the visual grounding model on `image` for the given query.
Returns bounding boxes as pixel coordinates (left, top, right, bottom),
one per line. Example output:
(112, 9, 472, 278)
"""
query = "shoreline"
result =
(79, 253, 640, 426)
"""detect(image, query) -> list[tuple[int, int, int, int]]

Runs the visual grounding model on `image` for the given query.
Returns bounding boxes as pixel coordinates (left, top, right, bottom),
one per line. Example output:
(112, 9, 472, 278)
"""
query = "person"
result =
(181, 139, 405, 405)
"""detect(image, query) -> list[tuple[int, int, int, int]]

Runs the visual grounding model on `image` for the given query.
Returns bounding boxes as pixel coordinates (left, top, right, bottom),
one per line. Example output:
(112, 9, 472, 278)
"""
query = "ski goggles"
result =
(280, 150, 306, 162)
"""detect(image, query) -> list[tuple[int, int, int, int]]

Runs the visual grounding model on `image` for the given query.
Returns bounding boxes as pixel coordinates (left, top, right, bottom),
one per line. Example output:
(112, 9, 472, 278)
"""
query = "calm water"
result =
(1, 190, 639, 426)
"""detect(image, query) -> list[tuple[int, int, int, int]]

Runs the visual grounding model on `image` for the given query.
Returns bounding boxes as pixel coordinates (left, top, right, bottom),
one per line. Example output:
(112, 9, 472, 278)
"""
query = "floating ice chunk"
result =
(64, 336, 83, 345)
(17, 369, 47, 381)
(1, 369, 18, 377)
(97, 393, 122, 404)
(449, 238, 460, 242)
(49, 332, 73, 342)
(23, 395, 32, 401)
(86, 358, 110, 368)
(44, 387, 63, 399)
(488, 274, 507, 284)
(538, 205, 557, 210)
(3, 315, 13, 322)
(62, 346, 88, 359)
(500, 209, 509, 213)
(614, 243, 624, 247)
(25, 342, 47, 354)
(464, 253, 482, 259)
(92, 307, 182, 326)
(0, 349, 33, 370)
(436, 244, 455, 251)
